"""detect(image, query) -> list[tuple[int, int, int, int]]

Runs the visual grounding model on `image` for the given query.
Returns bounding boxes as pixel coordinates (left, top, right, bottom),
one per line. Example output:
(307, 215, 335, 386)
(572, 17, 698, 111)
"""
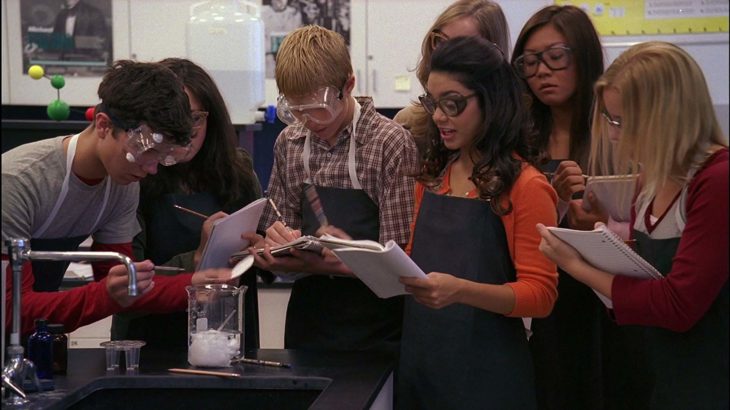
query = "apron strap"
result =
(33, 134, 80, 237)
(33, 134, 112, 238)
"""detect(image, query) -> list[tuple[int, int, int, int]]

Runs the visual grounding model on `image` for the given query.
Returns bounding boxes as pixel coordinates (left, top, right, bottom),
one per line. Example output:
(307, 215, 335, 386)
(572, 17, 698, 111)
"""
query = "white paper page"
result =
(197, 198, 268, 270)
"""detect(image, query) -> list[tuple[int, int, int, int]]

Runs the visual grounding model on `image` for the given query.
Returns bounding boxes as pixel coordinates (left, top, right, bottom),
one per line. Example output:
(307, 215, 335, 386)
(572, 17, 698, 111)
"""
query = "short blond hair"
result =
(275, 25, 352, 96)
(590, 41, 726, 206)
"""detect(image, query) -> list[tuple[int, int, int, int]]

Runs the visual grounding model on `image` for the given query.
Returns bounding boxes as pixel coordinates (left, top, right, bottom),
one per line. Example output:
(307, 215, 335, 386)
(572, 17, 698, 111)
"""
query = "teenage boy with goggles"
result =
(246, 25, 418, 354)
(2, 60, 233, 336)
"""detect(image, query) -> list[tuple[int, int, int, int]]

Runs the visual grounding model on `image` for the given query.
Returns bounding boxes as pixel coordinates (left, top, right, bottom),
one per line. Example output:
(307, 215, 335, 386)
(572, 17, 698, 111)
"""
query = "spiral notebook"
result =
(547, 225, 662, 308)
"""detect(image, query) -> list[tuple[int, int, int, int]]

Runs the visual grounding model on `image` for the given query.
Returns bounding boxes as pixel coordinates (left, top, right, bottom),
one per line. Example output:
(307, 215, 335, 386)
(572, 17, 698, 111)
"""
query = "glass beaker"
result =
(186, 284, 245, 367)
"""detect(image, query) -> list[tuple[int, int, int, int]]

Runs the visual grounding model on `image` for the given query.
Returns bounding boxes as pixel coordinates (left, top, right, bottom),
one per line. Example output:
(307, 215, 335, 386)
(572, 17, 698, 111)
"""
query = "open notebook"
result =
(196, 198, 268, 271)
(548, 225, 662, 308)
(581, 174, 637, 222)
(231, 234, 427, 298)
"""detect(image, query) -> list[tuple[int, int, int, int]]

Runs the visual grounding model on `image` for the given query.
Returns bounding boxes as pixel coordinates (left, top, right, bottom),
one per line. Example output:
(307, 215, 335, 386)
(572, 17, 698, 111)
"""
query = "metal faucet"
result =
(2, 238, 138, 404)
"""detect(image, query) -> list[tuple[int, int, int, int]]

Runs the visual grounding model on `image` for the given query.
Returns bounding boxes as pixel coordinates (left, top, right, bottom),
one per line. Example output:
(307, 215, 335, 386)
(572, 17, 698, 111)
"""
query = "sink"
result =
(56, 375, 331, 410)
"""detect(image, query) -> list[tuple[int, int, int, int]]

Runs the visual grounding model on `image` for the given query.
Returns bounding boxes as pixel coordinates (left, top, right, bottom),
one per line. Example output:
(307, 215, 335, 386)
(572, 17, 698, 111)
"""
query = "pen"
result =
(153, 265, 186, 272)
(231, 357, 291, 368)
(173, 204, 210, 220)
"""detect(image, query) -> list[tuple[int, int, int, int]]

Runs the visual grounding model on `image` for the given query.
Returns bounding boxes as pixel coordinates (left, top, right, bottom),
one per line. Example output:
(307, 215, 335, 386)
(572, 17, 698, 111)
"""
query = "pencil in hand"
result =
(173, 204, 210, 220)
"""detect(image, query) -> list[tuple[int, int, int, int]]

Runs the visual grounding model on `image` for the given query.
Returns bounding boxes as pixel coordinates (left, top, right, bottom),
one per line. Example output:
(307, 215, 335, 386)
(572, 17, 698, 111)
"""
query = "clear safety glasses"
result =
(276, 86, 344, 126)
(124, 124, 191, 167)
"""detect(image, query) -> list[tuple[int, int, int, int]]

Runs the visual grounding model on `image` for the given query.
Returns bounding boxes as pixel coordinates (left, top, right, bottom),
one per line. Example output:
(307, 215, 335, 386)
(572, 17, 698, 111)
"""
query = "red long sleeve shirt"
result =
(612, 149, 729, 332)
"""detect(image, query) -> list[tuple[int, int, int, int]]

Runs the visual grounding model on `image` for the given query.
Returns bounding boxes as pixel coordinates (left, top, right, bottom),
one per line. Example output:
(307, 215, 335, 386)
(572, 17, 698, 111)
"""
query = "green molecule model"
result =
(47, 99, 70, 121)
(27, 65, 70, 121)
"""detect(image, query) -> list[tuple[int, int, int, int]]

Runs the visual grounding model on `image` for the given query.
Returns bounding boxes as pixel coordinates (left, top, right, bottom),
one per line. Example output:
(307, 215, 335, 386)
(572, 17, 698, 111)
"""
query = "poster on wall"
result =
(261, 0, 351, 79)
(21, 0, 112, 77)
(556, 0, 729, 36)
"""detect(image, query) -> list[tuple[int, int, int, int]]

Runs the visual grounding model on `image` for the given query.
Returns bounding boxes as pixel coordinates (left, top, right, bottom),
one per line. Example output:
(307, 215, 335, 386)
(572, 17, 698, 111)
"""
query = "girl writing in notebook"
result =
(397, 36, 558, 409)
(511, 6, 632, 410)
(537, 42, 728, 410)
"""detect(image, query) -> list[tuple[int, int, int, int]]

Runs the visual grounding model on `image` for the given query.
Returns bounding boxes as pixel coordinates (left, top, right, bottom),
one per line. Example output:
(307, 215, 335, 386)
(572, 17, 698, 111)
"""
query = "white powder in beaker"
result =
(188, 329, 240, 367)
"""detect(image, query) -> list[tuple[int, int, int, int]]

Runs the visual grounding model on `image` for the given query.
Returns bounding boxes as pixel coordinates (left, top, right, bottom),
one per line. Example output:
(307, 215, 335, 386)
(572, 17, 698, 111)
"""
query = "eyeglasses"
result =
(429, 30, 449, 50)
(513, 46, 573, 78)
(124, 124, 192, 167)
(276, 86, 344, 126)
(601, 109, 622, 129)
(191, 110, 209, 131)
(419, 92, 477, 117)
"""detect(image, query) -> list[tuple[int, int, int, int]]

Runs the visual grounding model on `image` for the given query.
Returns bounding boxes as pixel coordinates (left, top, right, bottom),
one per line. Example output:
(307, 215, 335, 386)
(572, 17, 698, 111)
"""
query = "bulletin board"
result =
(555, 0, 729, 35)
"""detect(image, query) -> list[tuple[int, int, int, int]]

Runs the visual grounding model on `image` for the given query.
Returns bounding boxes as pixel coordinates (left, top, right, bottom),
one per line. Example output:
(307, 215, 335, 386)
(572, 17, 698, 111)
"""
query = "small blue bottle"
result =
(28, 318, 54, 379)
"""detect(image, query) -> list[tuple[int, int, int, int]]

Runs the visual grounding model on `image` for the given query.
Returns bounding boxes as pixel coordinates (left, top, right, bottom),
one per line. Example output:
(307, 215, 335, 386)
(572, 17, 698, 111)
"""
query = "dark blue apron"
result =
(634, 218, 729, 409)
(284, 101, 403, 353)
(398, 191, 536, 410)
(531, 159, 608, 410)
(31, 134, 111, 292)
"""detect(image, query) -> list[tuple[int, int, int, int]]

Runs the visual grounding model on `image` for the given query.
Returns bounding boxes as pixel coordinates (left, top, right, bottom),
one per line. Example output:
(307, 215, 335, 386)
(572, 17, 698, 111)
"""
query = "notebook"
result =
(320, 235, 428, 299)
(547, 225, 662, 308)
(196, 198, 268, 271)
(581, 174, 637, 222)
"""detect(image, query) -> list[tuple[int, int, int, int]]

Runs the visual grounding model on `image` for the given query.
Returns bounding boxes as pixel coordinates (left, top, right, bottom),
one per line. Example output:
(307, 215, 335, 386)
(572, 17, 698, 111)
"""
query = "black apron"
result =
(284, 100, 403, 353)
(31, 133, 111, 292)
(634, 231, 729, 410)
(530, 159, 607, 410)
(398, 191, 536, 410)
(284, 183, 403, 353)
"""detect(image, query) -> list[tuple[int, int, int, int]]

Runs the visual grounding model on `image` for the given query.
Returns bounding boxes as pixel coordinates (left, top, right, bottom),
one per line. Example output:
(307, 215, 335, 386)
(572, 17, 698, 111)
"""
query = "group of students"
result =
(2, 1, 727, 409)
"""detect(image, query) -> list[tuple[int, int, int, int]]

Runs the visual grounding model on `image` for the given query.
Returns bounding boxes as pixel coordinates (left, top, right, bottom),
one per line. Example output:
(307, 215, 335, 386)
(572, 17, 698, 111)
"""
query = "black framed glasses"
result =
(601, 109, 622, 129)
(419, 93, 477, 117)
(513, 46, 573, 78)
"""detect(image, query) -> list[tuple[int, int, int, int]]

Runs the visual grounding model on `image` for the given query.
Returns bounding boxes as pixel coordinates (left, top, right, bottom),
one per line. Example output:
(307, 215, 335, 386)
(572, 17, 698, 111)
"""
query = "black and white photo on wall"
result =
(261, 0, 350, 78)
(20, 0, 112, 77)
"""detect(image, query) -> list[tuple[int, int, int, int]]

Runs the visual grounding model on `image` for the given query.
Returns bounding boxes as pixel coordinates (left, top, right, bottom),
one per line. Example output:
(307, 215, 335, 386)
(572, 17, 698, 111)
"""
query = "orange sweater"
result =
(407, 163, 558, 317)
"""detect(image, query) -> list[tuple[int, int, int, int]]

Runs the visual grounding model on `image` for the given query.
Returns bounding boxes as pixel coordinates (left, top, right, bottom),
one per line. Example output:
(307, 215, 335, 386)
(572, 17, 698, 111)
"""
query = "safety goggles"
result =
(124, 124, 191, 166)
(276, 86, 344, 126)
(419, 92, 477, 117)
(513, 45, 573, 79)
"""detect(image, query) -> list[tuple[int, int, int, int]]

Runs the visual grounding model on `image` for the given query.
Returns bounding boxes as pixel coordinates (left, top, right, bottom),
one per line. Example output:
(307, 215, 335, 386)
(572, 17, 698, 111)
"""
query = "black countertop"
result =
(19, 348, 394, 410)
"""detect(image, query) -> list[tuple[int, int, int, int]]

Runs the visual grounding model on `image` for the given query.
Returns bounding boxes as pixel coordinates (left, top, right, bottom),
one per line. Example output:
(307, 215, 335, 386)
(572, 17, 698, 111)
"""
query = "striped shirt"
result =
(260, 97, 418, 247)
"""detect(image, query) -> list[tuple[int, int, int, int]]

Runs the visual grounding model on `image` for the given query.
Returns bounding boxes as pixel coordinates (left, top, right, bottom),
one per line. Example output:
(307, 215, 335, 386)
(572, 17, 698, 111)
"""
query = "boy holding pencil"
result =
(246, 25, 418, 353)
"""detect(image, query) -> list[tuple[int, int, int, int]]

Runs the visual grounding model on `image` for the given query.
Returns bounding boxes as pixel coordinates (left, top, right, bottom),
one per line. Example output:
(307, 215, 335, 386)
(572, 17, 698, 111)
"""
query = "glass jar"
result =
(186, 284, 245, 367)
(48, 323, 68, 375)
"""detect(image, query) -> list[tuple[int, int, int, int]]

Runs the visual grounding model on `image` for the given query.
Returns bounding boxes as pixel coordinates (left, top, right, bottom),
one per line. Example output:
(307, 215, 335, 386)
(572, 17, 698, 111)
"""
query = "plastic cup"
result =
(100, 340, 146, 373)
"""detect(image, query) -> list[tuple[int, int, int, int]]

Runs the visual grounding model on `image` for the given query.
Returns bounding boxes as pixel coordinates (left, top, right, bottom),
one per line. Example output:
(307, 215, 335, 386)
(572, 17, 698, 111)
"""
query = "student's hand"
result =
(567, 192, 609, 230)
(265, 221, 301, 247)
(193, 211, 229, 267)
(316, 225, 352, 240)
(191, 268, 238, 286)
(400, 273, 463, 309)
(552, 161, 586, 202)
(106, 260, 156, 308)
(536, 223, 584, 273)
(248, 244, 351, 277)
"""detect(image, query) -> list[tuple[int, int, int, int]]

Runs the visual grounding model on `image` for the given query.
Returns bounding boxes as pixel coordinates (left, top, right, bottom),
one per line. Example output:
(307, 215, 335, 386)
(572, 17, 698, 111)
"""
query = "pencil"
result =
(168, 368, 241, 378)
(154, 266, 186, 272)
(267, 197, 288, 228)
(173, 204, 209, 220)
(230, 357, 291, 368)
